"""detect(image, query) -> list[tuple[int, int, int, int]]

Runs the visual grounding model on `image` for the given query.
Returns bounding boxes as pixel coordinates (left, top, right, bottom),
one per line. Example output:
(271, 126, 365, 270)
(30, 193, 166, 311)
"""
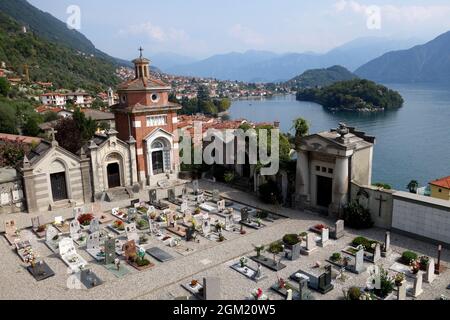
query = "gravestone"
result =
(73, 207, 84, 218)
(193, 180, 200, 194)
(240, 208, 249, 222)
(290, 242, 301, 261)
(217, 200, 226, 212)
(105, 239, 116, 265)
(397, 281, 406, 300)
(180, 200, 188, 213)
(196, 194, 205, 204)
(202, 220, 211, 235)
(168, 189, 175, 201)
(186, 227, 196, 242)
(354, 248, 365, 273)
(203, 277, 221, 300)
(183, 210, 193, 225)
(87, 232, 101, 250)
(31, 216, 43, 230)
(131, 199, 140, 208)
(182, 186, 187, 199)
(253, 263, 263, 281)
(46, 225, 59, 242)
(224, 215, 233, 230)
(212, 190, 220, 202)
(123, 240, 137, 262)
(298, 278, 309, 300)
(320, 228, 329, 247)
(125, 223, 139, 243)
(317, 265, 334, 294)
(305, 232, 316, 253)
(5, 219, 17, 236)
(166, 212, 176, 227)
(382, 231, 391, 257)
(425, 258, 435, 283)
(413, 271, 424, 297)
(69, 220, 81, 240)
(149, 189, 157, 203)
(373, 243, 381, 263)
(89, 218, 100, 234)
(332, 220, 344, 239)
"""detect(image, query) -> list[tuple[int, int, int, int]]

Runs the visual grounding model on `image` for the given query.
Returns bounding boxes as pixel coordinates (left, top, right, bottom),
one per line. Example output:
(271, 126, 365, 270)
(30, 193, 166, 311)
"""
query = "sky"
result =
(29, 0, 450, 60)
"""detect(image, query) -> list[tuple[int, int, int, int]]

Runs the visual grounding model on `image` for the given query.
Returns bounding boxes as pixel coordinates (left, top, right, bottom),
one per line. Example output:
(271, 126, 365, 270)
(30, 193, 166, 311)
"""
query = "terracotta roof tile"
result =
(430, 176, 450, 189)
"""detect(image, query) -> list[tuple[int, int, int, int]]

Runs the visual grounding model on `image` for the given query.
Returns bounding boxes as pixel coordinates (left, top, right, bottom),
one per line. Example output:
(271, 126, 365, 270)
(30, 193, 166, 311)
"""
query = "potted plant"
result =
(113, 220, 125, 231)
(267, 241, 284, 266)
(330, 252, 341, 263)
(254, 245, 265, 258)
(394, 273, 405, 286)
(240, 257, 248, 268)
(346, 287, 362, 300)
(410, 260, 420, 274)
(401, 251, 418, 265)
(194, 208, 201, 215)
(77, 213, 94, 227)
(419, 256, 430, 271)
(282, 234, 300, 249)
(407, 180, 419, 194)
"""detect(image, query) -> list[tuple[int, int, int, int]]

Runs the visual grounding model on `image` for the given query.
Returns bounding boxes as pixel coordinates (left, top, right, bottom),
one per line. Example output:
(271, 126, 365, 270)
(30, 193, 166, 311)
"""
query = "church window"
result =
(316, 166, 320, 172)
(151, 93, 160, 102)
(147, 115, 167, 127)
(321, 167, 327, 173)
(328, 168, 334, 174)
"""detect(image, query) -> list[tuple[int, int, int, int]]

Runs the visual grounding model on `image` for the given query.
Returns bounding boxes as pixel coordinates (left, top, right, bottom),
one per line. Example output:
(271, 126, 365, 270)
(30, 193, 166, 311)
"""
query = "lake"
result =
(229, 83, 450, 190)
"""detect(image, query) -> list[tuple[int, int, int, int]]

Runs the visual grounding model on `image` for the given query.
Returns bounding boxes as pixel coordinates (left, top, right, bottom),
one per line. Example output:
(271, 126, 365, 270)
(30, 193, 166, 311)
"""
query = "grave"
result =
(146, 247, 175, 262)
(425, 258, 435, 283)
(59, 238, 88, 273)
(250, 255, 286, 272)
(270, 278, 300, 299)
(104, 239, 116, 265)
(45, 225, 62, 253)
(149, 189, 169, 210)
(239, 208, 265, 230)
(217, 200, 226, 213)
(331, 220, 345, 240)
(111, 207, 128, 221)
(168, 188, 183, 206)
(15, 240, 34, 262)
(211, 189, 221, 202)
(4, 219, 20, 245)
(319, 228, 329, 248)
(108, 219, 126, 235)
(79, 269, 104, 289)
(182, 279, 204, 299)
(89, 218, 100, 234)
(31, 216, 46, 238)
(192, 180, 203, 196)
(125, 223, 140, 243)
(54, 217, 70, 234)
(105, 263, 130, 278)
(86, 232, 105, 262)
(300, 233, 317, 256)
(298, 277, 314, 300)
(410, 271, 424, 298)
(290, 265, 334, 294)
(69, 220, 86, 246)
(353, 248, 366, 274)
(381, 231, 391, 257)
(27, 260, 55, 281)
(284, 242, 301, 261)
(123, 240, 154, 271)
(230, 261, 268, 282)
(396, 281, 406, 300)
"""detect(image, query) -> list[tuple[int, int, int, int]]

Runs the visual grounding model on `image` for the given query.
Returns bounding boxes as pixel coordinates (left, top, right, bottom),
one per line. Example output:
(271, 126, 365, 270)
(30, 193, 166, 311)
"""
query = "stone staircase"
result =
(102, 187, 134, 202)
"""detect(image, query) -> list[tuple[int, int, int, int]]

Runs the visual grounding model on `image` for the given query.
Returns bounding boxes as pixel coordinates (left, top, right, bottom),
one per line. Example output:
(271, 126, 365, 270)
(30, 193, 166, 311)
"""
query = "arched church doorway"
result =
(150, 138, 171, 175)
(107, 163, 121, 189)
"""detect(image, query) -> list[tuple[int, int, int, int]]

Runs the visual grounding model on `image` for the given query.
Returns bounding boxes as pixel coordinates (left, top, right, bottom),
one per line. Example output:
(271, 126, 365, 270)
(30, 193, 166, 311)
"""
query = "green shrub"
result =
(224, 171, 235, 183)
(267, 241, 284, 254)
(282, 234, 300, 246)
(330, 253, 341, 262)
(258, 180, 282, 205)
(352, 237, 378, 252)
(347, 287, 362, 300)
(401, 251, 418, 265)
(256, 211, 269, 219)
(343, 201, 374, 229)
(376, 267, 394, 298)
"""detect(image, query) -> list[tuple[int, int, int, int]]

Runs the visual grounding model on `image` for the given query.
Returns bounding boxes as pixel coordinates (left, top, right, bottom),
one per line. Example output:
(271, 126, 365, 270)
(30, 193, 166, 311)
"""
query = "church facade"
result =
(295, 123, 375, 216)
(18, 51, 182, 214)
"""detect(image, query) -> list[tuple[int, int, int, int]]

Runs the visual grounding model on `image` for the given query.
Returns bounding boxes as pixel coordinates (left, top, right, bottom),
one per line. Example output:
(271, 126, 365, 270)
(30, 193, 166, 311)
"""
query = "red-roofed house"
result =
(430, 176, 450, 200)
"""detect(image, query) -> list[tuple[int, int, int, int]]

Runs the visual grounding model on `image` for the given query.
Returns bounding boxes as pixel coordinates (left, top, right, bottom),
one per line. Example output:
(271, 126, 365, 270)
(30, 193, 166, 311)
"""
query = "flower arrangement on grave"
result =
(240, 257, 248, 268)
(256, 218, 262, 227)
(372, 267, 394, 298)
(352, 237, 379, 253)
(314, 224, 327, 231)
(215, 222, 224, 232)
(401, 251, 418, 265)
(419, 256, 430, 270)
(282, 234, 300, 246)
(113, 220, 125, 231)
(299, 232, 308, 241)
(77, 213, 94, 227)
(346, 287, 362, 300)
(254, 245, 265, 258)
(139, 235, 149, 244)
(251, 288, 264, 300)
(394, 273, 405, 286)
(410, 260, 420, 274)
(277, 277, 286, 289)
(137, 219, 149, 230)
(330, 252, 341, 263)
(194, 208, 201, 215)
(37, 225, 47, 233)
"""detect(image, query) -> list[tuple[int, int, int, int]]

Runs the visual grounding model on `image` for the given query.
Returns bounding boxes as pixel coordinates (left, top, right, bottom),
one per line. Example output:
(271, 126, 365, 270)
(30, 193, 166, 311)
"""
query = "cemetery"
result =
(0, 180, 449, 301)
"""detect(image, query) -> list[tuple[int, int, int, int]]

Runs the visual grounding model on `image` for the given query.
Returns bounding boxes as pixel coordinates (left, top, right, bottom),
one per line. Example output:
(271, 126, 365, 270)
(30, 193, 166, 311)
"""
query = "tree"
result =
(407, 180, 419, 194)
(0, 78, 10, 97)
(292, 117, 309, 150)
(22, 114, 42, 137)
(0, 103, 18, 134)
(197, 85, 210, 102)
(0, 139, 27, 167)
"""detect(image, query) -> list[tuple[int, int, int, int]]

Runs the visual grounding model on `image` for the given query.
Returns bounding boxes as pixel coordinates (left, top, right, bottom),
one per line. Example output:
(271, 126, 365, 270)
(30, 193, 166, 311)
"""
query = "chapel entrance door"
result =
(107, 163, 121, 189)
(50, 172, 68, 202)
(316, 175, 333, 208)
(152, 151, 164, 175)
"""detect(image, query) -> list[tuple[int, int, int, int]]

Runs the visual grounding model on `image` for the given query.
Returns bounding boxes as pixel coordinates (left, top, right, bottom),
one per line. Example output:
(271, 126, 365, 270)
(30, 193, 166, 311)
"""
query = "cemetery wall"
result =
(392, 191, 450, 247)
(0, 168, 26, 214)
(350, 182, 394, 229)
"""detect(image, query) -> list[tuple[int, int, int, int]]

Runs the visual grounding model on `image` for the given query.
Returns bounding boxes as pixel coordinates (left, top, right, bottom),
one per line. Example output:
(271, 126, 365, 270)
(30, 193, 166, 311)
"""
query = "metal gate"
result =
(50, 172, 68, 201)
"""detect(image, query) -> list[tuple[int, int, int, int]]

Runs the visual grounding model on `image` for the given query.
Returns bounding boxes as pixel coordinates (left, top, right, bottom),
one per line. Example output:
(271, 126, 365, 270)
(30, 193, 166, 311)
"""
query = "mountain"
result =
(151, 52, 198, 71)
(166, 37, 421, 83)
(0, 12, 119, 90)
(355, 31, 450, 83)
(285, 65, 358, 88)
(0, 0, 129, 66)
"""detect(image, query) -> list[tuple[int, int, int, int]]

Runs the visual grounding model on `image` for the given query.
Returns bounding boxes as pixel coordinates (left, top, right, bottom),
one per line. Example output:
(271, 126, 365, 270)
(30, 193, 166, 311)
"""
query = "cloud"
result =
(229, 24, 265, 46)
(119, 22, 189, 42)
(334, 0, 450, 23)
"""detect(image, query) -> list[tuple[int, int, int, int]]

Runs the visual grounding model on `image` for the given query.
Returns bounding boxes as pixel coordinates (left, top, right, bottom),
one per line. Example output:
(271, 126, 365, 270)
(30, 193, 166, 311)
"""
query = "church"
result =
(18, 50, 182, 213)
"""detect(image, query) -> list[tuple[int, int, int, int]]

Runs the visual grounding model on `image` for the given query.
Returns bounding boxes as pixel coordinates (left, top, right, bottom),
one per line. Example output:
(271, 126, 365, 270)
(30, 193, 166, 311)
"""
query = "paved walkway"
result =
(0, 180, 448, 300)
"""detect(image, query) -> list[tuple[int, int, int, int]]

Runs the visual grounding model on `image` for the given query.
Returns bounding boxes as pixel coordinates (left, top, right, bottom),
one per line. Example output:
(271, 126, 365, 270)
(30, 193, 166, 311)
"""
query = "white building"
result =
(40, 93, 66, 107)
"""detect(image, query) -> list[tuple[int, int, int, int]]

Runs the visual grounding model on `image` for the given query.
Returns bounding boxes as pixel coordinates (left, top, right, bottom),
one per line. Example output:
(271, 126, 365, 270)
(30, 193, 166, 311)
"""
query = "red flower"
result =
(77, 213, 94, 226)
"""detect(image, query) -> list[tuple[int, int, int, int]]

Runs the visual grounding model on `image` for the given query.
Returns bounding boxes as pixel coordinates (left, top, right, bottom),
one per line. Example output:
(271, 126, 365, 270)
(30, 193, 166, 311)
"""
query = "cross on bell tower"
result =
(139, 46, 144, 58)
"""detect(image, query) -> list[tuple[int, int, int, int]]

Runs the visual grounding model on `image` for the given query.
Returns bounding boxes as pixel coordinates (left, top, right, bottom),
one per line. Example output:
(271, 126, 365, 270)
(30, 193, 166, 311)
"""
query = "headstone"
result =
(224, 215, 233, 230)
(182, 186, 187, 199)
(286, 289, 293, 301)
(306, 233, 316, 251)
(73, 207, 84, 218)
(253, 263, 263, 280)
(69, 220, 81, 239)
(425, 258, 435, 283)
(202, 219, 211, 235)
(333, 220, 344, 239)
(240, 208, 249, 222)
(59, 238, 75, 257)
(413, 271, 424, 297)
(125, 223, 139, 243)
(89, 218, 100, 234)
(4, 219, 17, 236)
(105, 239, 116, 265)
(320, 228, 329, 247)
(0, 191, 10, 205)
(203, 277, 221, 300)
(298, 278, 309, 300)
(397, 281, 406, 300)
(168, 189, 176, 202)
(196, 194, 205, 204)
(87, 232, 101, 250)
(290, 242, 301, 261)
(149, 189, 157, 203)
(193, 180, 199, 194)
(183, 210, 192, 225)
(31, 216, 42, 230)
(180, 200, 188, 213)
(373, 243, 381, 262)
(217, 200, 226, 212)
(212, 190, 220, 202)
(186, 227, 196, 242)
(354, 248, 365, 273)
(46, 225, 59, 242)
(131, 199, 140, 208)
